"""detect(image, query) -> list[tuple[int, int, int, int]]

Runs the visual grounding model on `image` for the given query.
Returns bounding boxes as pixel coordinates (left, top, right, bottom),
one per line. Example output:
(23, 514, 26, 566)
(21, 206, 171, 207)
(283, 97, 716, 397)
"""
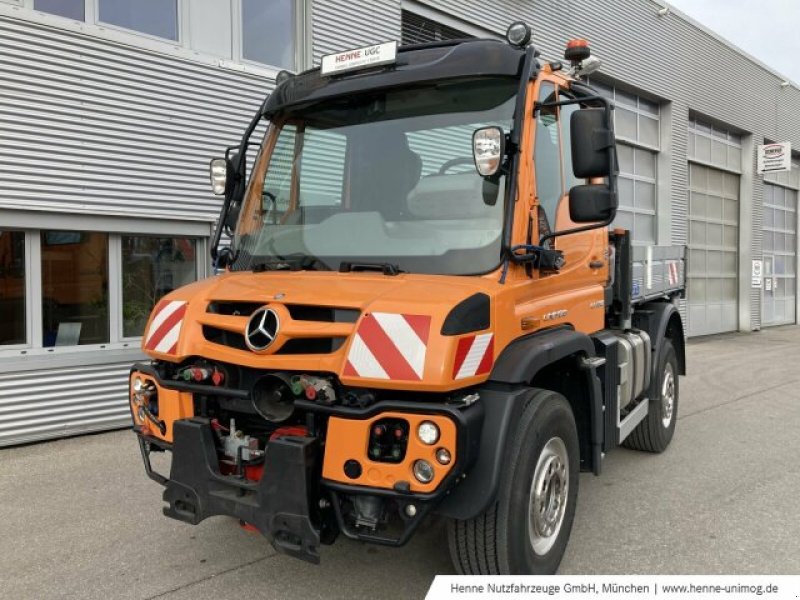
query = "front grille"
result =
(202, 325, 248, 351)
(275, 338, 346, 355)
(207, 301, 359, 324)
(202, 325, 345, 355)
(285, 305, 360, 323)
(206, 301, 262, 316)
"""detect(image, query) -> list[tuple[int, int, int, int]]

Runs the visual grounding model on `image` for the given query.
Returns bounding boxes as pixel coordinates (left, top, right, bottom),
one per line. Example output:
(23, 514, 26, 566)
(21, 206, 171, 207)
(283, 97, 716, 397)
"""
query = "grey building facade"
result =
(0, 0, 798, 446)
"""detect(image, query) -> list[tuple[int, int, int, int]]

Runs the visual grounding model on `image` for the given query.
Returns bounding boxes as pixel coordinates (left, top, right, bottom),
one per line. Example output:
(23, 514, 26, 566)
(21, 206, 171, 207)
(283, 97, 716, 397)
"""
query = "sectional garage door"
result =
(687, 162, 740, 335)
(762, 183, 797, 326)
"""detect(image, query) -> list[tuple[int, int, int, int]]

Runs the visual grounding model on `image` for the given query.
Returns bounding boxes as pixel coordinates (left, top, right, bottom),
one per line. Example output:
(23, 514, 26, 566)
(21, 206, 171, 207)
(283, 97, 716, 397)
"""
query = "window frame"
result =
(0, 229, 206, 357)
(234, 0, 305, 73)
(94, 0, 181, 44)
(10, 0, 309, 75)
(117, 235, 205, 342)
(0, 229, 32, 350)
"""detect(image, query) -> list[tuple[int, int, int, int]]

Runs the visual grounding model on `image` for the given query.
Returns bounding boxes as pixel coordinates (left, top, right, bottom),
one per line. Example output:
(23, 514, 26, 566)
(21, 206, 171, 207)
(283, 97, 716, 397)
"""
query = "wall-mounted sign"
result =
(751, 259, 763, 288)
(757, 142, 792, 174)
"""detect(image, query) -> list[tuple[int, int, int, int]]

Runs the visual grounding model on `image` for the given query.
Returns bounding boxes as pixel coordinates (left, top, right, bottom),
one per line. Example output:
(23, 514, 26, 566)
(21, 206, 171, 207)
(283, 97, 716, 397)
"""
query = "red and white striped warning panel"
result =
(144, 300, 188, 354)
(453, 333, 494, 380)
(344, 313, 431, 380)
(667, 261, 679, 286)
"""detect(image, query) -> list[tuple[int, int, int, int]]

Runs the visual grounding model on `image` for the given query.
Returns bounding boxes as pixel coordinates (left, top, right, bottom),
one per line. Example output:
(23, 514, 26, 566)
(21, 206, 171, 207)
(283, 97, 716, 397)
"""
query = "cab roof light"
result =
(506, 21, 532, 48)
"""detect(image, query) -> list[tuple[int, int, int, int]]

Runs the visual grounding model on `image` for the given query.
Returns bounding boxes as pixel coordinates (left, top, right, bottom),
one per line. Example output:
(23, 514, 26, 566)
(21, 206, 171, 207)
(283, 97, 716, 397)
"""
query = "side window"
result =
(534, 82, 562, 231)
(559, 101, 584, 192)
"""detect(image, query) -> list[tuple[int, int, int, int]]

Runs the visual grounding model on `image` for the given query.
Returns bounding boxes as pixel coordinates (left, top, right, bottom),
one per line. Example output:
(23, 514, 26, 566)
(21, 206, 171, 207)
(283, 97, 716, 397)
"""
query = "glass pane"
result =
(298, 129, 347, 206)
(639, 115, 659, 147)
(618, 176, 634, 209)
(615, 107, 637, 141)
(634, 213, 655, 244)
(634, 148, 656, 179)
(617, 144, 634, 175)
(694, 135, 711, 163)
(122, 237, 197, 338)
(639, 97, 659, 115)
(614, 88, 637, 109)
(243, 0, 295, 69)
(534, 82, 562, 231)
(41, 231, 108, 347)
(99, 0, 178, 41)
(0, 230, 26, 345)
(635, 180, 656, 212)
(34, 0, 85, 20)
(711, 140, 727, 167)
(560, 103, 583, 191)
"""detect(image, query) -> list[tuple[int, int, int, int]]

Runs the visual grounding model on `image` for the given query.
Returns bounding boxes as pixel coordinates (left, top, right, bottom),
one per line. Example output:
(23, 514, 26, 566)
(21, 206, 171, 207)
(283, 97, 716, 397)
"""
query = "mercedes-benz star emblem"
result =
(245, 307, 280, 352)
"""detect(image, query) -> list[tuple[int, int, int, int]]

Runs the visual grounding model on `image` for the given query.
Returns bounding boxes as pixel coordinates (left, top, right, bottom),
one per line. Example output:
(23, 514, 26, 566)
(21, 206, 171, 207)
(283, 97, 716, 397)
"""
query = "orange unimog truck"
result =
(130, 23, 686, 575)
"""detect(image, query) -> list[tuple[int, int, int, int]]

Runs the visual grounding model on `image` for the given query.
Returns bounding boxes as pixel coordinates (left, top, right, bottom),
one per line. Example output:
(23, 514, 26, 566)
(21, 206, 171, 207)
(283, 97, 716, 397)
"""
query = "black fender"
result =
(435, 327, 603, 520)
(632, 300, 686, 377)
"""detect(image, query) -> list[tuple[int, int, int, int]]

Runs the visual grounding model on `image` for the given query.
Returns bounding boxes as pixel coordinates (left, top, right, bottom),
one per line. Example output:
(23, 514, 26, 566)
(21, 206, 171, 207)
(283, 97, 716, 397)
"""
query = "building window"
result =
(99, 0, 179, 41)
(401, 10, 471, 45)
(41, 231, 109, 347)
(242, 0, 295, 69)
(0, 229, 203, 355)
(34, 0, 85, 20)
(0, 230, 26, 346)
(122, 236, 197, 338)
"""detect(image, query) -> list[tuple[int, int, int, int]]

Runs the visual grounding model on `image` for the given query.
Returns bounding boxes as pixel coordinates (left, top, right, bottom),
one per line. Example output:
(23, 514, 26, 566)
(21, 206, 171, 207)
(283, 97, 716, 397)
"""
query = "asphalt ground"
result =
(1, 325, 799, 599)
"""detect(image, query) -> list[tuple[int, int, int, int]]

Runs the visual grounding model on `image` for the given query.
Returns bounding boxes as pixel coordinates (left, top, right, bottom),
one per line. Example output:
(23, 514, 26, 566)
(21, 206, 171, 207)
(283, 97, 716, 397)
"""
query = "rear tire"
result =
(623, 339, 678, 453)
(447, 388, 579, 574)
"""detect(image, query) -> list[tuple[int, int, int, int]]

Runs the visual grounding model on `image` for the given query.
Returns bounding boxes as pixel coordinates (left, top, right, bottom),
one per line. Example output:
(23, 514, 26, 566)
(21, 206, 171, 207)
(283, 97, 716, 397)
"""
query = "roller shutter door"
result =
(762, 183, 797, 326)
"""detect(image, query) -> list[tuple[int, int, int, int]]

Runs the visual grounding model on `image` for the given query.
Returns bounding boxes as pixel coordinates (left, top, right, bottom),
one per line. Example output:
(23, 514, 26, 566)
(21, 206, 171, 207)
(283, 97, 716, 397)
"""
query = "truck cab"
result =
(130, 24, 685, 575)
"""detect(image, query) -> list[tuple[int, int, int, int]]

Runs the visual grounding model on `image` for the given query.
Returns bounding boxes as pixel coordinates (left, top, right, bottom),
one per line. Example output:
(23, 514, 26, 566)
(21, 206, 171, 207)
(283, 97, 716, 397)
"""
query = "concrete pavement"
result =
(1, 326, 799, 599)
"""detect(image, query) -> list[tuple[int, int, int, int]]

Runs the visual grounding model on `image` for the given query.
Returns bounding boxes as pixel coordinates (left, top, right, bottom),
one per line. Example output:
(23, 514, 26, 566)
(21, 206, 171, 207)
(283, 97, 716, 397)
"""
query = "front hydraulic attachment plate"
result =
(162, 418, 321, 563)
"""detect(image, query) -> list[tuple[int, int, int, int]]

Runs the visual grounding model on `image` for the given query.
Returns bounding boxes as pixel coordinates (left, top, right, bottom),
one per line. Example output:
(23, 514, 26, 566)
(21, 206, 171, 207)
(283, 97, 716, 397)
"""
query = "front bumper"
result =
(132, 364, 484, 563)
(138, 418, 323, 562)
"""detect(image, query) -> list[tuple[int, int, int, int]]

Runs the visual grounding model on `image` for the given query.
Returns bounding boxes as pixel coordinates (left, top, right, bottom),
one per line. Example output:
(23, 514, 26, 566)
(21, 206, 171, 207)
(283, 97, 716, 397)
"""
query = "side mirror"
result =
(569, 184, 617, 223)
(570, 108, 614, 178)
(473, 126, 505, 177)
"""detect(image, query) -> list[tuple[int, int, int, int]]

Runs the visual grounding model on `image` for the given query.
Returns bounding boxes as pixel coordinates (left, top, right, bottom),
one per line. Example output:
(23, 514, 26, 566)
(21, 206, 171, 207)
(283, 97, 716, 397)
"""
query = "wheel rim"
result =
(527, 437, 569, 556)
(661, 362, 675, 428)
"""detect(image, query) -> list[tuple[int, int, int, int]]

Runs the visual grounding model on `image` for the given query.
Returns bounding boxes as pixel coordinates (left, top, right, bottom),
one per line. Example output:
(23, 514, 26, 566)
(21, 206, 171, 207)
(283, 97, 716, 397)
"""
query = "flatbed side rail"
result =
(631, 245, 686, 304)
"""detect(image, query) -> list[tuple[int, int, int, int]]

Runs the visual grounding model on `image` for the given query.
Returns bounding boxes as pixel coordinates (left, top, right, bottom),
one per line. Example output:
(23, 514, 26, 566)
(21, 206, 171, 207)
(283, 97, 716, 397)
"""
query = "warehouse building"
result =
(1, 0, 798, 446)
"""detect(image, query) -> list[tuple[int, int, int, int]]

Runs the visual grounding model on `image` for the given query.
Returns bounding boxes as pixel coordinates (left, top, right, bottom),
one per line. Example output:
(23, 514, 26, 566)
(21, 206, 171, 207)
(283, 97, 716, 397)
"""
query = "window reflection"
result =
(122, 236, 196, 338)
(0, 230, 26, 346)
(41, 231, 109, 347)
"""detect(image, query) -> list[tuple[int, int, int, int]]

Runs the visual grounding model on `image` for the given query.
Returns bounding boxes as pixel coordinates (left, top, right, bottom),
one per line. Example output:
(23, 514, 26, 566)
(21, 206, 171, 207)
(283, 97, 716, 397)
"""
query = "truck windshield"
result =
(232, 77, 517, 275)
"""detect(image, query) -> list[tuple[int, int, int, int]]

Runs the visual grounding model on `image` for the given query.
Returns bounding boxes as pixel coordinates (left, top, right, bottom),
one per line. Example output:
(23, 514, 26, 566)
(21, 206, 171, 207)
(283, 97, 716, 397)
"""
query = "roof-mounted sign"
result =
(320, 41, 397, 76)
(757, 142, 792, 174)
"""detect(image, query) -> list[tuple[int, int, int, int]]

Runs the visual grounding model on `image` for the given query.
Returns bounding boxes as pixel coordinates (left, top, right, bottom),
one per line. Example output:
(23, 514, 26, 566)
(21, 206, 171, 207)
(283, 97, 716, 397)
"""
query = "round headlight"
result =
(436, 448, 452, 465)
(417, 421, 439, 445)
(412, 459, 435, 484)
(506, 21, 532, 47)
(133, 377, 144, 393)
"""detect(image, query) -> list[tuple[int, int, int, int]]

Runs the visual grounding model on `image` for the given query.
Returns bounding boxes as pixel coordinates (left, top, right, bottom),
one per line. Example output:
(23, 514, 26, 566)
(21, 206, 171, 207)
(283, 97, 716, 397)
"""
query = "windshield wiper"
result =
(251, 253, 329, 272)
(339, 261, 404, 276)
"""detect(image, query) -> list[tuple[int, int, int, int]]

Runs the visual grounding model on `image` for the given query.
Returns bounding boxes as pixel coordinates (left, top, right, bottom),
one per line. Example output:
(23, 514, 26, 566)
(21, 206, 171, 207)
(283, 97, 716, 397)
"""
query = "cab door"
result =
(532, 80, 608, 277)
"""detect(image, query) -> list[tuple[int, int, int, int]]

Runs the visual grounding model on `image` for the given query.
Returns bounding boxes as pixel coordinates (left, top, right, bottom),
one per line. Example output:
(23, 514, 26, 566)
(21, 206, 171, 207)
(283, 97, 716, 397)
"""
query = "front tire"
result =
(623, 339, 679, 452)
(447, 388, 579, 574)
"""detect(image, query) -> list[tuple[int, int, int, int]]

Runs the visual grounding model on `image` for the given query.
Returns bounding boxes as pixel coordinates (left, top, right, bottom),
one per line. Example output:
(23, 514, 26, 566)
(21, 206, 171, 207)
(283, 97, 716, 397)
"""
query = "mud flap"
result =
(163, 418, 321, 563)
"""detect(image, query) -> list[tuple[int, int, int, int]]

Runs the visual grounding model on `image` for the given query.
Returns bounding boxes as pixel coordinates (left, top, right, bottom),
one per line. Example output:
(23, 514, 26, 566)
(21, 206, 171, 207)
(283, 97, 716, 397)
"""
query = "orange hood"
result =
(141, 270, 504, 392)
